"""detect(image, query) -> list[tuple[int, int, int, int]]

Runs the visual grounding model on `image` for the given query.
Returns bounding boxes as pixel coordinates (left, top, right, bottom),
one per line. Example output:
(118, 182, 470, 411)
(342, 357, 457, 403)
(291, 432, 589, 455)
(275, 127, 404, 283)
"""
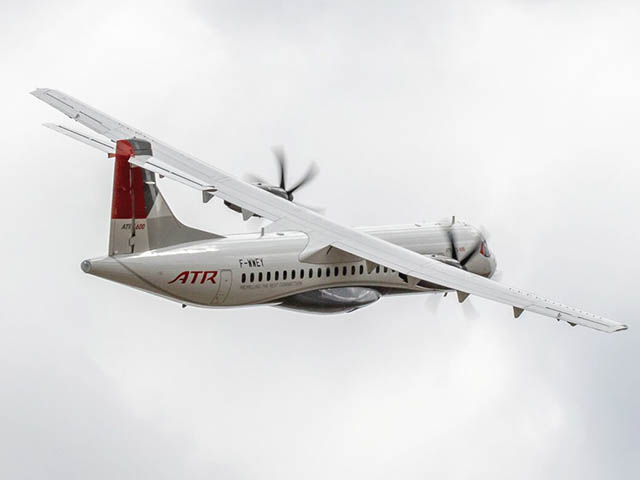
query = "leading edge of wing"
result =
(32, 88, 629, 333)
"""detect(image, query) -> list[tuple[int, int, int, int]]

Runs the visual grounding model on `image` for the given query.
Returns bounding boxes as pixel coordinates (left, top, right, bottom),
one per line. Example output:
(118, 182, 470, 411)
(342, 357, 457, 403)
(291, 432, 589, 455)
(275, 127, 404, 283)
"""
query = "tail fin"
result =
(109, 139, 221, 255)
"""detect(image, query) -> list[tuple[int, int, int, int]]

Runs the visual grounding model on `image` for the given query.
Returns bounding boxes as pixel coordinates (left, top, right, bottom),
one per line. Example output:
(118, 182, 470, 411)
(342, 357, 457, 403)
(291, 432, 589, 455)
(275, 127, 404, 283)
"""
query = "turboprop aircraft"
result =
(32, 88, 628, 333)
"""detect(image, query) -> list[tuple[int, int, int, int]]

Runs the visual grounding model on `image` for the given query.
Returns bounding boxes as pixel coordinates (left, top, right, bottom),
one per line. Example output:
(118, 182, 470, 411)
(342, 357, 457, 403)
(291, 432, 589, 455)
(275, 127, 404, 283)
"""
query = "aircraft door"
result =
(211, 269, 232, 305)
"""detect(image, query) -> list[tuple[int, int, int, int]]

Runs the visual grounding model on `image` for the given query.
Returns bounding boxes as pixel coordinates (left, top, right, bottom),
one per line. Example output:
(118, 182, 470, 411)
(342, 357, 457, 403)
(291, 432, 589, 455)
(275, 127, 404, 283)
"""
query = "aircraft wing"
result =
(31, 88, 628, 333)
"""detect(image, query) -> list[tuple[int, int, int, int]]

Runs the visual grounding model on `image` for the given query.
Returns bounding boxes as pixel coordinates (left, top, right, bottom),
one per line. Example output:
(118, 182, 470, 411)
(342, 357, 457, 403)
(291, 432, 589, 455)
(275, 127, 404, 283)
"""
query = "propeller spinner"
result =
(442, 223, 484, 271)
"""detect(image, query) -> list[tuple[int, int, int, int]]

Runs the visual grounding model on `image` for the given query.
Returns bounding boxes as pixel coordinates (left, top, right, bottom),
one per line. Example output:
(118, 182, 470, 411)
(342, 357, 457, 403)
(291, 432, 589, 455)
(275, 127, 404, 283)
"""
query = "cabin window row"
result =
(241, 264, 394, 284)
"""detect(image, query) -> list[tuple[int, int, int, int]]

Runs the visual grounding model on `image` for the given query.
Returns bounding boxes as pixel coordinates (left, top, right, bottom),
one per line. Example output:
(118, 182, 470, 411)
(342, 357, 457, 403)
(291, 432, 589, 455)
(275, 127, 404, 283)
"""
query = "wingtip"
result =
(30, 87, 55, 99)
(615, 324, 629, 332)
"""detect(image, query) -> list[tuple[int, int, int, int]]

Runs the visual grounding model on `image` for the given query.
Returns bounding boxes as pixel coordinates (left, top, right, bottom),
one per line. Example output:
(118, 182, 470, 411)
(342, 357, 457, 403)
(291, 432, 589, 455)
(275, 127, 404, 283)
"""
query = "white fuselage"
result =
(82, 222, 496, 312)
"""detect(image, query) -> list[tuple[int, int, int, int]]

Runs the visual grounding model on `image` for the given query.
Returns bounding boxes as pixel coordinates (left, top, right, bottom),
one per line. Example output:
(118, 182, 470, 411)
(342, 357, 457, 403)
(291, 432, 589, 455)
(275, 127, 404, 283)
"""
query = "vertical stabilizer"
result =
(109, 139, 220, 256)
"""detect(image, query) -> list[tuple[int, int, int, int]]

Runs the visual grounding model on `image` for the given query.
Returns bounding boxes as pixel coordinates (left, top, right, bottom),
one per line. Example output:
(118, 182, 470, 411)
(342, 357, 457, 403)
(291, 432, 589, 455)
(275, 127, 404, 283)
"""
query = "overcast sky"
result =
(1, 0, 639, 478)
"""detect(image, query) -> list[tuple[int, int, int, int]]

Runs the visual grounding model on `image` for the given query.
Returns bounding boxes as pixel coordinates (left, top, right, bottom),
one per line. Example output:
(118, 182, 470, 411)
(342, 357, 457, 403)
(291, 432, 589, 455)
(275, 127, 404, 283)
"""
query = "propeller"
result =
(461, 298, 480, 319)
(424, 291, 479, 319)
(425, 293, 443, 313)
(441, 221, 484, 270)
(270, 146, 319, 201)
(245, 173, 269, 185)
(434, 219, 487, 316)
(227, 146, 322, 219)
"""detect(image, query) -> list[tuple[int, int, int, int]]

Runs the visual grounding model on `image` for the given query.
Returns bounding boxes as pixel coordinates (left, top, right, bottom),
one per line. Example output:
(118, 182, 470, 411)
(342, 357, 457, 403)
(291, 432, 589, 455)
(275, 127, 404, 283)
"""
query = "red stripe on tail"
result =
(111, 140, 147, 219)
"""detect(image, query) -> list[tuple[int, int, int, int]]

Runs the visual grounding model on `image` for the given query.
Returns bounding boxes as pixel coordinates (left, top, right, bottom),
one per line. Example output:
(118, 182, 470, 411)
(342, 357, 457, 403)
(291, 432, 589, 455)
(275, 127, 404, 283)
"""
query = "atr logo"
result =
(169, 271, 218, 284)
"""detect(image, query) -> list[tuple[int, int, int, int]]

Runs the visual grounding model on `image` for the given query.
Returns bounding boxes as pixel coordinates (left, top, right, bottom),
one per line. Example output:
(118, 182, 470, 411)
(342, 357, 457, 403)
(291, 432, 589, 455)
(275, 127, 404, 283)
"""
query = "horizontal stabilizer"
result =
(43, 123, 115, 153)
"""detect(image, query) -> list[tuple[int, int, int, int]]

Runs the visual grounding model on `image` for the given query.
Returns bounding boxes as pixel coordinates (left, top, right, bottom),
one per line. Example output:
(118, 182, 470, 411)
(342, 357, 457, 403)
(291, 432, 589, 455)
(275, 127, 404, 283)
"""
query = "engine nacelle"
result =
(224, 184, 290, 219)
(277, 287, 381, 313)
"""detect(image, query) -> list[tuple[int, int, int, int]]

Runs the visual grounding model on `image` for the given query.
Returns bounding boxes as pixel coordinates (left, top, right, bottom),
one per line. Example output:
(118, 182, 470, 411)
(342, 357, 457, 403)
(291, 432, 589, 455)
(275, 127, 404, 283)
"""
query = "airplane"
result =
(31, 88, 628, 333)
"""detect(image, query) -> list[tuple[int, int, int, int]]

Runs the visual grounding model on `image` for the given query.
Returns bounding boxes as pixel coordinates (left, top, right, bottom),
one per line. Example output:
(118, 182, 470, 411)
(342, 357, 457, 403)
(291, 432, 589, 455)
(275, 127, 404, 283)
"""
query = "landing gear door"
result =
(211, 269, 232, 305)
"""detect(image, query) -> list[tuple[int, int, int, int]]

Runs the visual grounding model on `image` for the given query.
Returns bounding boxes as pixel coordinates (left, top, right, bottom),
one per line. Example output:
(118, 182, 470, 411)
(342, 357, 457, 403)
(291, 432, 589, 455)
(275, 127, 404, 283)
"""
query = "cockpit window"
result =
(480, 241, 491, 258)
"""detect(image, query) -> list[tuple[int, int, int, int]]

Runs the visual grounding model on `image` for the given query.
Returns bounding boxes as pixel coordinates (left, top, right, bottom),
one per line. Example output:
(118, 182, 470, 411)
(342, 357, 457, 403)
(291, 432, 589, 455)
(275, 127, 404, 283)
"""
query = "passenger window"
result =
(342, 266, 347, 276)
(258, 272, 263, 282)
(291, 270, 296, 280)
(318, 268, 322, 278)
(275, 271, 279, 281)
(326, 267, 331, 277)
(359, 265, 364, 275)
(351, 265, 356, 275)
(384, 267, 388, 273)
(283, 271, 288, 280)
(335, 266, 339, 276)
(376, 265, 380, 274)
(250, 272, 255, 282)
(267, 272, 271, 282)
(309, 268, 313, 279)
(242, 273, 246, 283)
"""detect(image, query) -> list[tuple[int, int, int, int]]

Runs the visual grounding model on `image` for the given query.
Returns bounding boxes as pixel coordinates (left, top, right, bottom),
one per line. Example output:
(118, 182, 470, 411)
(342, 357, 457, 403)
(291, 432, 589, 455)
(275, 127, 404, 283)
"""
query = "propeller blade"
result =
(479, 225, 491, 240)
(244, 173, 269, 185)
(459, 237, 482, 268)
(443, 227, 459, 262)
(462, 299, 480, 319)
(272, 146, 287, 189)
(287, 162, 319, 196)
(425, 293, 442, 314)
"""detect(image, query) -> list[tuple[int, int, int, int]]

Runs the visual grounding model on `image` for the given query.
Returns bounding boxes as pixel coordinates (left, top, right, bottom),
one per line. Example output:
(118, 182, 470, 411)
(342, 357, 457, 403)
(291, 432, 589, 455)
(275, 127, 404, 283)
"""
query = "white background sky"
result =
(1, 0, 639, 478)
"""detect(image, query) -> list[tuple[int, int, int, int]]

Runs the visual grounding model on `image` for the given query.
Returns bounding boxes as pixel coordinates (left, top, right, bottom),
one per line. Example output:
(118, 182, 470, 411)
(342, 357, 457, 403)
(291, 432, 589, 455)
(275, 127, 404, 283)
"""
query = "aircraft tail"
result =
(108, 138, 221, 255)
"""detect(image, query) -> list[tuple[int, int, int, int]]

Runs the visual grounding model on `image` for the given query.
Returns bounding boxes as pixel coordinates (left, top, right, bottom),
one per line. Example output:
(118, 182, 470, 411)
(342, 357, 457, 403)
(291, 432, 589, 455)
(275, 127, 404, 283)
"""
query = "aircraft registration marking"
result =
(239, 257, 264, 268)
